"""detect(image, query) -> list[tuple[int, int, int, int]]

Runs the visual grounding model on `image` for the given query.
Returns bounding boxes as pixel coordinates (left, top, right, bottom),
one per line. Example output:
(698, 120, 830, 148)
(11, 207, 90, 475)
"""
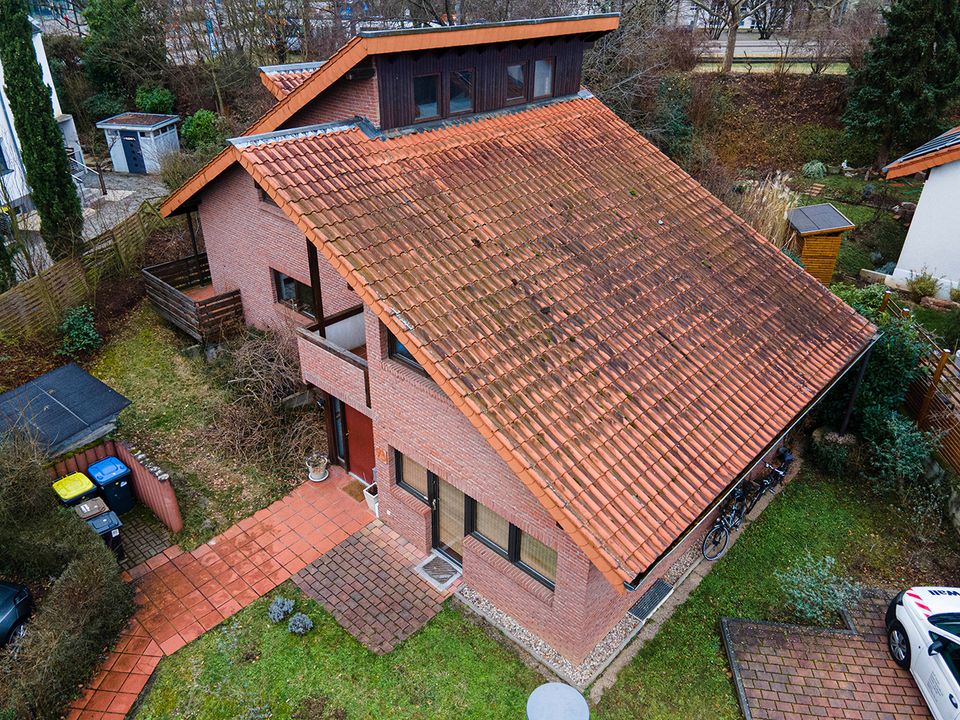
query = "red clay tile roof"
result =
(233, 95, 876, 586)
(158, 14, 620, 219)
(260, 65, 323, 100)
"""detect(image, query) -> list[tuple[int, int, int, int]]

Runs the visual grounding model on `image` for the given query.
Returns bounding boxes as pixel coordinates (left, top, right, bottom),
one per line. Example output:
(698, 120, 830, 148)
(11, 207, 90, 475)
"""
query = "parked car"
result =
(886, 587, 960, 720)
(0, 581, 32, 647)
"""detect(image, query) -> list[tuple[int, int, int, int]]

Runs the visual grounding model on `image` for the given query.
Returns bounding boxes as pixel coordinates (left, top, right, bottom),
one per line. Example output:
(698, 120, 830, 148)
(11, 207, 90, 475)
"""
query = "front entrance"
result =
(430, 476, 464, 564)
(329, 396, 375, 483)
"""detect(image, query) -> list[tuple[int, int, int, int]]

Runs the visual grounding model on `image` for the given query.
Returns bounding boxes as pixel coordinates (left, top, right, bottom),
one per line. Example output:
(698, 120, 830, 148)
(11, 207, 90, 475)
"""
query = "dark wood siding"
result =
(375, 37, 586, 130)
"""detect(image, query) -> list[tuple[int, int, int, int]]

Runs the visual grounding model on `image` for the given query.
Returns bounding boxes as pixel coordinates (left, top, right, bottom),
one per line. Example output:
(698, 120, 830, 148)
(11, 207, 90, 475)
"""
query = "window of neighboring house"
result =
(272, 269, 315, 317)
(387, 328, 423, 371)
(533, 58, 554, 99)
(506, 63, 526, 103)
(258, 185, 278, 207)
(466, 498, 557, 588)
(449, 69, 474, 115)
(414, 74, 440, 121)
(0, 144, 9, 174)
(394, 449, 430, 502)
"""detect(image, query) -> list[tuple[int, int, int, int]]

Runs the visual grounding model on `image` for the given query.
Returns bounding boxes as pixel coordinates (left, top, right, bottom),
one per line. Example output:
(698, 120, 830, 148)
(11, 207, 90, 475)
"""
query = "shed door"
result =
(119, 130, 146, 173)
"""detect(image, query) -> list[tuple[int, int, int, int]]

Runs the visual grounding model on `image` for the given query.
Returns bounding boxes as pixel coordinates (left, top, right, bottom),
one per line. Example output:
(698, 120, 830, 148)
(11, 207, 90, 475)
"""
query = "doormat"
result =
(415, 553, 461, 592)
(342, 480, 366, 503)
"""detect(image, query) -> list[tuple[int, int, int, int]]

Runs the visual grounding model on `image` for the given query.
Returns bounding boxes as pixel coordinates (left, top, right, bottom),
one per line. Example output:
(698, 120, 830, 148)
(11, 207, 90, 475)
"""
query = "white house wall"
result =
(892, 160, 960, 297)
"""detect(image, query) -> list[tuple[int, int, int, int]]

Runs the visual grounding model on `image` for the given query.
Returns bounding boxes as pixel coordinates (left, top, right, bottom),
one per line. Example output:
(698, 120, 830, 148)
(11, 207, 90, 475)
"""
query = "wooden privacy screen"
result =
(51, 439, 183, 533)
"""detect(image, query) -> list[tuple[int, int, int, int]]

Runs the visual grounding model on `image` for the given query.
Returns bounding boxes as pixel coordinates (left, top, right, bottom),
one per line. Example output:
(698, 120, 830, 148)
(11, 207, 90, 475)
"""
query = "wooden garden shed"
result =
(787, 203, 855, 285)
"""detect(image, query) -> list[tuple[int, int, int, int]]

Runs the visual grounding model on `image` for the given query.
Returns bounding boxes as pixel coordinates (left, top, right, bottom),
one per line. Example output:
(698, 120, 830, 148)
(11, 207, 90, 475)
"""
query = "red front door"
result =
(344, 403, 375, 483)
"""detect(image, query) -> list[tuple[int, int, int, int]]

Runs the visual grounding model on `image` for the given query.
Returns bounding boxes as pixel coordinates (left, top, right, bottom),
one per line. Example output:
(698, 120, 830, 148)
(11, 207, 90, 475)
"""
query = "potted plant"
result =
(306, 451, 329, 482)
(363, 482, 378, 517)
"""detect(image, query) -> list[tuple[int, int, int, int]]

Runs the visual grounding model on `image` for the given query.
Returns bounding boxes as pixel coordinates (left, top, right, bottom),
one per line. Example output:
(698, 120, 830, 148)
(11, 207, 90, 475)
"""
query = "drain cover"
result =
(415, 554, 461, 592)
(628, 578, 672, 621)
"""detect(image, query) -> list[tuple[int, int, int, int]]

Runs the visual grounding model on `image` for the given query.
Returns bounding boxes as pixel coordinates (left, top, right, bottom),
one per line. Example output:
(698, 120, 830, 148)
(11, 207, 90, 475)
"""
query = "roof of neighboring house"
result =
(0, 364, 130, 457)
(787, 203, 855, 236)
(260, 61, 326, 100)
(229, 94, 877, 586)
(884, 126, 960, 179)
(96, 112, 179, 131)
(158, 14, 620, 218)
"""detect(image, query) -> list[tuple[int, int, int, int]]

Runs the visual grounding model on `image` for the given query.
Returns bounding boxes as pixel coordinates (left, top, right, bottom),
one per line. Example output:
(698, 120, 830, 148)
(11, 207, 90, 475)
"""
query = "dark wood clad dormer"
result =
(375, 36, 588, 130)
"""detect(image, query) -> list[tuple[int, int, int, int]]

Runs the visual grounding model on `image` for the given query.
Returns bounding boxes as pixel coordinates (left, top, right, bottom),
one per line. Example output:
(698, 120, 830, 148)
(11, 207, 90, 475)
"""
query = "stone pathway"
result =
(295, 520, 457, 654)
(119, 509, 172, 571)
(67, 469, 372, 720)
(722, 594, 930, 720)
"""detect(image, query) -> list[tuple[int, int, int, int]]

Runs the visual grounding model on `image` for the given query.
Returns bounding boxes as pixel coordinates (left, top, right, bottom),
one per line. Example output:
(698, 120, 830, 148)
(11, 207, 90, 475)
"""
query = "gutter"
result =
(623, 330, 882, 592)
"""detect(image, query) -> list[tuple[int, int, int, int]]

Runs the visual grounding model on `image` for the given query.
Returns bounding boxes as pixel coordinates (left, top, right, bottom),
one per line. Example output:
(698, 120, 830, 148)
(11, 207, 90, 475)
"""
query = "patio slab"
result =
(295, 520, 458, 654)
(66, 468, 372, 720)
(722, 593, 931, 720)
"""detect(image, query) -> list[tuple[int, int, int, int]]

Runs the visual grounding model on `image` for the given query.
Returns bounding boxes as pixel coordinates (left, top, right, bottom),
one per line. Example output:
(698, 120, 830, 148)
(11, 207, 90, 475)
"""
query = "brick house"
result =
(158, 15, 876, 663)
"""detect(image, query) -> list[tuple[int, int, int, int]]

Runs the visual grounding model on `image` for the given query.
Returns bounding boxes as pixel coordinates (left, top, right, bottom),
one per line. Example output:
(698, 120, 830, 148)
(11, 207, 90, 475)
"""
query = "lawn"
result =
(134, 587, 544, 719)
(91, 303, 299, 549)
(593, 470, 960, 720)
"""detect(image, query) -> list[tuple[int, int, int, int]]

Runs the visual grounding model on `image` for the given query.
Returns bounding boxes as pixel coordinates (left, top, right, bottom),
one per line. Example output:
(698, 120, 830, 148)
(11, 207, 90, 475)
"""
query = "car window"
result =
(941, 639, 960, 685)
(931, 614, 960, 636)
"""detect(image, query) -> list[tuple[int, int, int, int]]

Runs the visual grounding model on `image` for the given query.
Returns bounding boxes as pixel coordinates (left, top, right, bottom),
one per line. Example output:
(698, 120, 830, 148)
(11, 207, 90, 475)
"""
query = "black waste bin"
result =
(87, 456, 135, 514)
(86, 511, 125, 561)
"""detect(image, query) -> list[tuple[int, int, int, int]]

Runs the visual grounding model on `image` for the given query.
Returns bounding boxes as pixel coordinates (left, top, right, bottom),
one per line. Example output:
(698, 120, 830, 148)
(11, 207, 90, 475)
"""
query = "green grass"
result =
(911, 304, 960, 349)
(90, 304, 297, 549)
(593, 471, 955, 720)
(793, 174, 923, 205)
(134, 588, 543, 719)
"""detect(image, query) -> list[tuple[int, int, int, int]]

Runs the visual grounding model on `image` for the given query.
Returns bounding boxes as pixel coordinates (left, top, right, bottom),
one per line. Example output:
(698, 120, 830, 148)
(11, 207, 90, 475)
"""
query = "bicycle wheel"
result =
(702, 524, 729, 561)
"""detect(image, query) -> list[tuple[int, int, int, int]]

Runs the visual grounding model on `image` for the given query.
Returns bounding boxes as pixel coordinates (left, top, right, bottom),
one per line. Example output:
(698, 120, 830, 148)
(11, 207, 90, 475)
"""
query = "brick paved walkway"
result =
(723, 594, 931, 720)
(67, 469, 371, 720)
(119, 510, 172, 571)
(295, 520, 458, 654)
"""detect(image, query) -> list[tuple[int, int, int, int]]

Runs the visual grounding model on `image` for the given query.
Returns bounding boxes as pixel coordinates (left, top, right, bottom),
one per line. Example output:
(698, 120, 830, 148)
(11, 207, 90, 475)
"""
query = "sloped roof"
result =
(884, 126, 960, 179)
(231, 95, 876, 585)
(159, 14, 620, 218)
(259, 61, 325, 100)
(787, 203, 855, 236)
(0, 364, 130, 457)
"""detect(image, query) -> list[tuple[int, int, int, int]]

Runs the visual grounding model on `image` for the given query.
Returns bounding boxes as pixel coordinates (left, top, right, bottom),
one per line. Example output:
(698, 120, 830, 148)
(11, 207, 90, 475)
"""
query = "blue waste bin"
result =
(87, 456, 136, 514)
(86, 511, 125, 561)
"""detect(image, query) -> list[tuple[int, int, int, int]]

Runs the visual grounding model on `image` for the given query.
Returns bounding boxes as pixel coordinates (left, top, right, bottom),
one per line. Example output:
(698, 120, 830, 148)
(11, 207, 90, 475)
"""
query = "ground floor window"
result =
(466, 497, 557, 589)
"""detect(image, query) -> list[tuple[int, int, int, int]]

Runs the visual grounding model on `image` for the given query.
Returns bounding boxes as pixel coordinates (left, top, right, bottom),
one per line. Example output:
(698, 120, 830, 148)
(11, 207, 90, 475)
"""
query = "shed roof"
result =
(233, 94, 877, 586)
(884, 126, 960, 179)
(96, 112, 179, 131)
(787, 203, 855, 236)
(0, 364, 130, 457)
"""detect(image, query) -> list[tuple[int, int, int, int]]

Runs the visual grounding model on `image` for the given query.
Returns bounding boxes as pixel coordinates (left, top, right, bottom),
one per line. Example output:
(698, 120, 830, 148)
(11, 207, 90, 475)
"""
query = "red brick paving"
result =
(295, 520, 457, 654)
(66, 468, 371, 719)
(724, 594, 931, 720)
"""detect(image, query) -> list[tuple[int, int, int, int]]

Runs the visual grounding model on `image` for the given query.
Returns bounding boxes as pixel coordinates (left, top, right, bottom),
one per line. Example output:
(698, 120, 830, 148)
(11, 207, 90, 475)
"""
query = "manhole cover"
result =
(415, 554, 461, 592)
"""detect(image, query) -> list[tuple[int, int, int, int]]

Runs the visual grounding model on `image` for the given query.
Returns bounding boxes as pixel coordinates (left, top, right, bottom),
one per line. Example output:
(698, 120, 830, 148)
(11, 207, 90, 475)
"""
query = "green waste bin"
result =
(52, 472, 97, 507)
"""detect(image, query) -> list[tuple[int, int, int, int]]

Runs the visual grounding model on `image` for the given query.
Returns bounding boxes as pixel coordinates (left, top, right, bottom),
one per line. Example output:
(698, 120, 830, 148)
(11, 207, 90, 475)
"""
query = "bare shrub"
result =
(220, 326, 303, 407)
(658, 27, 706, 72)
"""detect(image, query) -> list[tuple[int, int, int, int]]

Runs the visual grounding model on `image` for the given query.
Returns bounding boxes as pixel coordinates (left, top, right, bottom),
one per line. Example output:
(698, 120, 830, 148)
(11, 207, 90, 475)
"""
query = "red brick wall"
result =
(197, 165, 359, 332)
(279, 74, 380, 130)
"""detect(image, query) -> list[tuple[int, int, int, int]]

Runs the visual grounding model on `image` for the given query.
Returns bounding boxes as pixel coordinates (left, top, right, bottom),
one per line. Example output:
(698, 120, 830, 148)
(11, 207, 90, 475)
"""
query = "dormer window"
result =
(506, 64, 526, 103)
(533, 59, 554, 99)
(449, 70, 474, 115)
(414, 74, 440, 120)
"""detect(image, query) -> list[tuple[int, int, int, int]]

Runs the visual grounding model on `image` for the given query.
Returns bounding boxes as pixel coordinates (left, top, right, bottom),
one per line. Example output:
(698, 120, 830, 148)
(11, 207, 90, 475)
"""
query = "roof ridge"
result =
(259, 60, 325, 74)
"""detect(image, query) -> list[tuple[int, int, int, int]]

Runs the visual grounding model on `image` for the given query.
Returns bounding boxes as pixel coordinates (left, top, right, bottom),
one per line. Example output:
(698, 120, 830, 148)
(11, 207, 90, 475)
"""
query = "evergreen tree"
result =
(0, 0, 84, 260)
(83, 0, 166, 98)
(843, 0, 960, 166)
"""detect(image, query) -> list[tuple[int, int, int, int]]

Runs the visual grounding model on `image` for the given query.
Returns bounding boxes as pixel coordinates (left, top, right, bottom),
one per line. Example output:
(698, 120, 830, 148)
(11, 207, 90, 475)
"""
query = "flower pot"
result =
(363, 483, 379, 517)
(306, 453, 329, 482)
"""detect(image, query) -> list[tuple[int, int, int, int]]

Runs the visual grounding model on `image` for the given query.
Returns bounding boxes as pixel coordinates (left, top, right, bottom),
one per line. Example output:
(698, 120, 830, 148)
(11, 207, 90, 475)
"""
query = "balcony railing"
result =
(297, 305, 370, 409)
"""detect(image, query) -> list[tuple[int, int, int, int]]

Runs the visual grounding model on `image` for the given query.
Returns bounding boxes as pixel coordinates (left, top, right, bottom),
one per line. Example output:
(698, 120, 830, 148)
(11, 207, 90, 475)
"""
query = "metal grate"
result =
(628, 578, 673, 621)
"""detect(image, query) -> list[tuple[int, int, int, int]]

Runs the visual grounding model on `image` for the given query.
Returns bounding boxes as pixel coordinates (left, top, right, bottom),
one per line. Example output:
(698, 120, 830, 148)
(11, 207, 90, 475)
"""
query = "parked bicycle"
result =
(701, 447, 794, 561)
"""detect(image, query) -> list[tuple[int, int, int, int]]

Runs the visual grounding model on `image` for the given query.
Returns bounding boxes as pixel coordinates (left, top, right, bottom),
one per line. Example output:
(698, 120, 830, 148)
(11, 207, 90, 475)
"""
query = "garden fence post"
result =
(918, 349, 952, 426)
(880, 290, 891, 314)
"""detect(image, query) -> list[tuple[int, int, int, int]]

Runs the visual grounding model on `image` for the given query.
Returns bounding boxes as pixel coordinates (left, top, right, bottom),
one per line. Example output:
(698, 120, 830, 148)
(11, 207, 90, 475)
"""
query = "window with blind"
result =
(395, 450, 429, 501)
(466, 498, 557, 589)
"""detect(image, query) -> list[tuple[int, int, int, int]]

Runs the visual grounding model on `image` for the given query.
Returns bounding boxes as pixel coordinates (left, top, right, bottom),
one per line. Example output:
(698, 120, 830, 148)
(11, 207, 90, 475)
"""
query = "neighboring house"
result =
(883, 127, 960, 299)
(158, 15, 876, 664)
(0, 21, 83, 213)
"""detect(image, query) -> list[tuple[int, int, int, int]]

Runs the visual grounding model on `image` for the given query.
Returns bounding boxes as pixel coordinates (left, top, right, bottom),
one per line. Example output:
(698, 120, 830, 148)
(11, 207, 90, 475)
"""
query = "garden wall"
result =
(51, 439, 183, 532)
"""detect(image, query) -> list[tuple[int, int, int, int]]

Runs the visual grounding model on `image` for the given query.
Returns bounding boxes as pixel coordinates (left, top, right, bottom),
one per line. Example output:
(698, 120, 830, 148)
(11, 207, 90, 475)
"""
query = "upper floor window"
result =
(506, 63, 526, 103)
(387, 328, 423, 371)
(449, 70, 474, 115)
(272, 269, 315, 318)
(258, 184, 278, 207)
(533, 59, 554, 99)
(0, 144, 9, 174)
(414, 74, 440, 121)
(506, 59, 554, 105)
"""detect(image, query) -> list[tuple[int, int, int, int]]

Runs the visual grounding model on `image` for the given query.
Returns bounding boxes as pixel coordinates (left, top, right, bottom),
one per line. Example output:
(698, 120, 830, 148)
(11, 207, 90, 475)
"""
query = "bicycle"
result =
(701, 447, 794, 561)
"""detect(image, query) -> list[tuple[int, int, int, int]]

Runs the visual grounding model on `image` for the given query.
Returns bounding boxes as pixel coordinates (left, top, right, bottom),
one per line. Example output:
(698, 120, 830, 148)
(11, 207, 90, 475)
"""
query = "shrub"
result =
(135, 84, 175, 114)
(862, 407, 935, 495)
(852, 215, 907, 265)
(733, 173, 799, 251)
(831, 282, 887, 318)
(782, 247, 804, 267)
(776, 551, 861, 624)
(159, 145, 221, 192)
(907, 270, 940, 300)
(810, 428, 857, 476)
(950, 288, 960, 303)
(267, 597, 295, 623)
(181, 109, 226, 150)
(82, 91, 125, 121)
(56, 304, 101, 357)
(652, 75, 693, 163)
(802, 160, 827, 179)
(287, 612, 314, 636)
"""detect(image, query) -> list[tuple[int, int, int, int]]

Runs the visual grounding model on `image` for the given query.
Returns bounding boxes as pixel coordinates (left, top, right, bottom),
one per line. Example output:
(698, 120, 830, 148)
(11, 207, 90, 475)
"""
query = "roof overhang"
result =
(159, 13, 620, 218)
(884, 126, 960, 179)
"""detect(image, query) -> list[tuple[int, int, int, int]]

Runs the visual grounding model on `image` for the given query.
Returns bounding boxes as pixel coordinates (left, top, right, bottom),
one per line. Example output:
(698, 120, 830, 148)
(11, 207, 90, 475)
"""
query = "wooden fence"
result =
(142, 253, 244, 343)
(0, 200, 180, 339)
(881, 291, 960, 476)
(51, 439, 183, 533)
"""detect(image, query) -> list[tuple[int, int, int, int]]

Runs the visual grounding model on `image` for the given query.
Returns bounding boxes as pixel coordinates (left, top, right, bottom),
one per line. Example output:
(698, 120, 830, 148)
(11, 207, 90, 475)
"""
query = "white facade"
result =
(891, 160, 960, 299)
(97, 115, 180, 174)
(0, 24, 84, 211)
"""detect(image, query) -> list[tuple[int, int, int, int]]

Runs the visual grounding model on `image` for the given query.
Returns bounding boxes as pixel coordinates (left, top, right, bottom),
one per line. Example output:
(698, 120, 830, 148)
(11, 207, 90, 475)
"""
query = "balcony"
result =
(297, 305, 370, 410)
